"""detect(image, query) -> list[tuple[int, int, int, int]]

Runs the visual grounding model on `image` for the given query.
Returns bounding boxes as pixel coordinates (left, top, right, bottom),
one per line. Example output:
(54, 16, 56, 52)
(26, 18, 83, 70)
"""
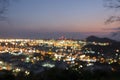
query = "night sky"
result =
(0, 0, 118, 39)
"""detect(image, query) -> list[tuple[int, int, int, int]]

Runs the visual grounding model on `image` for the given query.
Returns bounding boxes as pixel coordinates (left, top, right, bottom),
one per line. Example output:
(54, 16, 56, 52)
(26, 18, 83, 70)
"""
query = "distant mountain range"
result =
(86, 35, 119, 43)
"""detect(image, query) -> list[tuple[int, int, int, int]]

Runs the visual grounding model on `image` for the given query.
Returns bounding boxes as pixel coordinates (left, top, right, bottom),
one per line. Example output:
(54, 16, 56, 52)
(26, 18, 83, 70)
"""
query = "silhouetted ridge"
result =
(86, 35, 117, 43)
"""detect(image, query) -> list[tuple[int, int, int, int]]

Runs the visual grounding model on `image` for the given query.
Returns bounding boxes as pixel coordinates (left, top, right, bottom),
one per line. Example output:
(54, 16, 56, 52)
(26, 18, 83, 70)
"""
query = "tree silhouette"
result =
(104, 0, 120, 38)
(104, 0, 120, 23)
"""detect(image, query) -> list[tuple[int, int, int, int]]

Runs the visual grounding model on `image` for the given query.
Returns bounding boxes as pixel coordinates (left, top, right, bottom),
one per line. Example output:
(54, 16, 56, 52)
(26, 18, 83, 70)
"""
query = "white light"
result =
(0, 61, 3, 64)
(80, 55, 85, 58)
(87, 63, 94, 66)
(79, 65, 83, 68)
(42, 63, 55, 68)
(25, 71, 30, 75)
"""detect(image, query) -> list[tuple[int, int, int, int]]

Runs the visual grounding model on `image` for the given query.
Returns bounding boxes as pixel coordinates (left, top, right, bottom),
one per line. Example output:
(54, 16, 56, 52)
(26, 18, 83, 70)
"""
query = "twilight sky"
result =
(0, 0, 118, 39)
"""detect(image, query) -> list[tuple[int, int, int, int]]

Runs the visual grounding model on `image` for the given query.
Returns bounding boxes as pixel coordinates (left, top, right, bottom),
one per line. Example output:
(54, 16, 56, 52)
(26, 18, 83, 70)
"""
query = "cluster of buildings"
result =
(0, 39, 119, 75)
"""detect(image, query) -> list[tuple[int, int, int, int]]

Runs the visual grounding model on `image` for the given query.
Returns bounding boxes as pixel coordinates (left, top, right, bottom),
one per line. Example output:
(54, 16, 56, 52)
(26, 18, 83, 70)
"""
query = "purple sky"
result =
(0, 0, 118, 39)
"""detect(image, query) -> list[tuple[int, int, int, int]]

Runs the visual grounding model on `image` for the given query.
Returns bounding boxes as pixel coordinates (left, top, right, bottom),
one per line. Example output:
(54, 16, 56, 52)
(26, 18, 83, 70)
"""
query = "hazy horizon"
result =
(0, 0, 119, 39)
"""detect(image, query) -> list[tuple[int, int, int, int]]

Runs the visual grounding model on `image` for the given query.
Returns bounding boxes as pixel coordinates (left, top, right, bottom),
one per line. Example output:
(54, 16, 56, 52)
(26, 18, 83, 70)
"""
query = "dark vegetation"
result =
(0, 67, 120, 80)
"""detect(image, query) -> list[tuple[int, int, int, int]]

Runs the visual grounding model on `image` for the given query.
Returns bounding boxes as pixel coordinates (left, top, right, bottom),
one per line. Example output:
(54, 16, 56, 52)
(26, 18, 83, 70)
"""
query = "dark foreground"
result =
(0, 68, 120, 80)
